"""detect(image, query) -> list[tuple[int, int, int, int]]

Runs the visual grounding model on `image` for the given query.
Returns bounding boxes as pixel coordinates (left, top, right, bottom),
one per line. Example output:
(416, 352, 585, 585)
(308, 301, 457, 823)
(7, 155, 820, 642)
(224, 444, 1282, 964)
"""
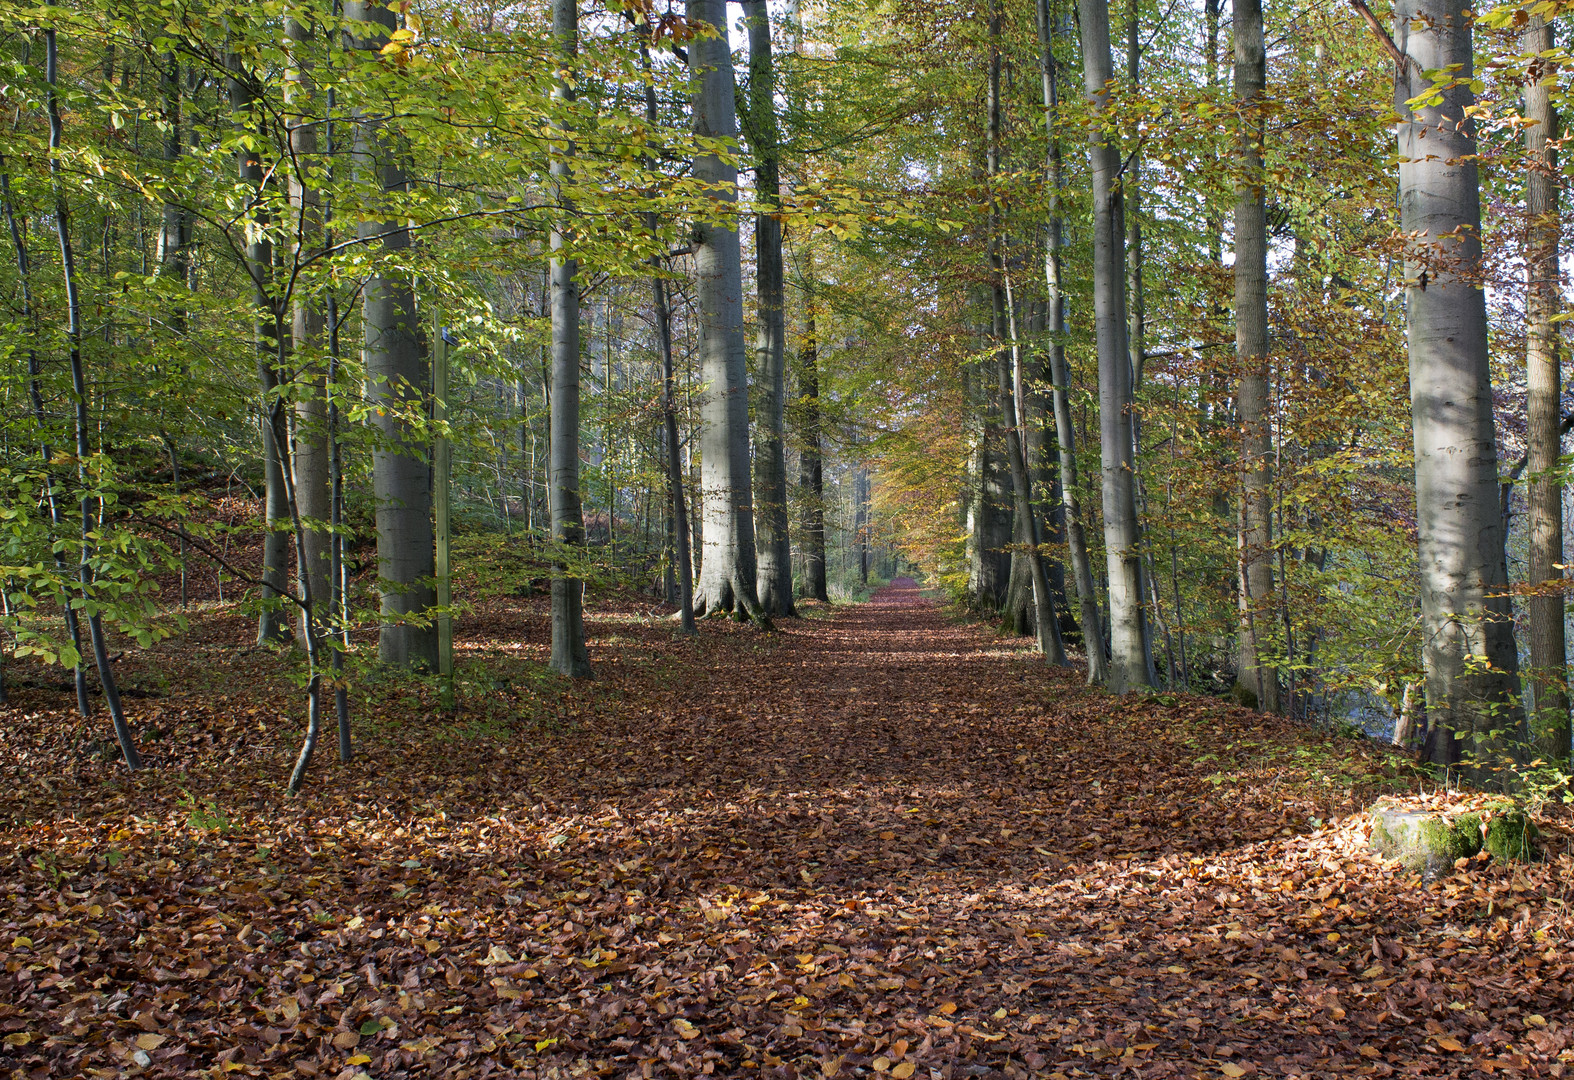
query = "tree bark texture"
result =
(798, 301, 830, 601)
(1394, 0, 1522, 779)
(549, 0, 593, 676)
(1076, 0, 1154, 692)
(1523, 16, 1568, 764)
(347, 0, 438, 669)
(744, 0, 796, 618)
(688, 0, 764, 621)
(1233, 0, 1279, 713)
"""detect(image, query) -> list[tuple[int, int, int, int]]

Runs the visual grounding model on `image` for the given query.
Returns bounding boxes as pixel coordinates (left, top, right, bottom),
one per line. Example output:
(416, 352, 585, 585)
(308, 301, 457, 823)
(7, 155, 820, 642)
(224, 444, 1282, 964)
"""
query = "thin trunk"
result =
(689, 0, 767, 624)
(799, 296, 829, 601)
(1037, 0, 1107, 681)
(287, 12, 332, 648)
(1125, 0, 1144, 392)
(1524, 15, 1568, 764)
(549, 0, 593, 676)
(1, 164, 91, 716)
(1395, 0, 1521, 781)
(1076, 0, 1154, 691)
(1234, 0, 1279, 713)
(986, 11, 1067, 666)
(346, 0, 437, 669)
(47, 29, 142, 769)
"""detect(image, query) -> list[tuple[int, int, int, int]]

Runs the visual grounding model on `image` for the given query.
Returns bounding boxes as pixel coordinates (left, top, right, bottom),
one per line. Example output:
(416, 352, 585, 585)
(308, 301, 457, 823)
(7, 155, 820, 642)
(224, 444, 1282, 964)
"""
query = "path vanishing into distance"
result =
(1, 580, 1571, 1078)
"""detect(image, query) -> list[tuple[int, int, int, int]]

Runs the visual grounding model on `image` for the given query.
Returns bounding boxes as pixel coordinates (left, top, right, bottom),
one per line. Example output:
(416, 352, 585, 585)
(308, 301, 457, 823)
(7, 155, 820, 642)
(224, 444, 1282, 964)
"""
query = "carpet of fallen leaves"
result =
(2, 576, 1573, 1080)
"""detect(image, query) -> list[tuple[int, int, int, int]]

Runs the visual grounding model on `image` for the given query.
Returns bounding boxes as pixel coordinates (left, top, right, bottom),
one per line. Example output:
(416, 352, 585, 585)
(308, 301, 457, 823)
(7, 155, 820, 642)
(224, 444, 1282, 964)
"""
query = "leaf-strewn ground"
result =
(1, 578, 1571, 1079)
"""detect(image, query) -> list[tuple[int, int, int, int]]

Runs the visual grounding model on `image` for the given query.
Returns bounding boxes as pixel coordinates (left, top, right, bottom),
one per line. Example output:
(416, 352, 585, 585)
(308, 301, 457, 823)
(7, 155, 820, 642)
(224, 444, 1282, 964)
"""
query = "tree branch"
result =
(1347, 0, 1409, 69)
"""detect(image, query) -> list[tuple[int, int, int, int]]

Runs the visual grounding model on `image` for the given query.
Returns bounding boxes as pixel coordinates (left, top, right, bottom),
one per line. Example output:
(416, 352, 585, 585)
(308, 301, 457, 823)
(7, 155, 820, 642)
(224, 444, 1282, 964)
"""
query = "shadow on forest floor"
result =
(1, 576, 1571, 1079)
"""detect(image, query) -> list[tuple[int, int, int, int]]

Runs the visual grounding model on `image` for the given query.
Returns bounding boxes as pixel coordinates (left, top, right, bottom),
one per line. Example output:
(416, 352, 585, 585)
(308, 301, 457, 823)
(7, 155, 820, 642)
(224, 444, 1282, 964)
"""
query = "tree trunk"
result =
(46, 29, 142, 770)
(1037, 0, 1107, 682)
(346, 0, 438, 669)
(287, 11, 332, 648)
(688, 0, 766, 623)
(1395, 0, 1522, 780)
(798, 299, 830, 601)
(229, 60, 293, 647)
(1233, 0, 1279, 713)
(549, 0, 593, 676)
(1076, 0, 1154, 692)
(1523, 15, 1569, 765)
(745, 0, 796, 618)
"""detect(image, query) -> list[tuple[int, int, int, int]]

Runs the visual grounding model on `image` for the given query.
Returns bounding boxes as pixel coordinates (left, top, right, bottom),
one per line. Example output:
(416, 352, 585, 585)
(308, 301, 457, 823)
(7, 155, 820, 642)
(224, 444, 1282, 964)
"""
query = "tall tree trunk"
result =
(46, 29, 142, 770)
(1, 161, 92, 718)
(1125, 0, 1144, 393)
(1233, 0, 1279, 713)
(1037, 0, 1107, 682)
(798, 296, 830, 601)
(987, 2, 1066, 663)
(639, 31, 697, 635)
(688, 0, 766, 623)
(229, 58, 292, 646)
(548, 0, 593, 676)
(745, 0, 796, 618)
(287, 12, 332, 648)
(346, 1, 438, 669)
(1076, 0, 1154, 692)
(1523, 15, 1568, 764)
(1395, 0, 1521, 780)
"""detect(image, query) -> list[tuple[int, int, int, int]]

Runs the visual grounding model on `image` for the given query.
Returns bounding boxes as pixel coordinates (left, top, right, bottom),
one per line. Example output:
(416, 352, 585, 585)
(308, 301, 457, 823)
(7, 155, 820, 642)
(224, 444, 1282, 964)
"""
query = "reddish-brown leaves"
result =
(1, 578, 1570, 1078)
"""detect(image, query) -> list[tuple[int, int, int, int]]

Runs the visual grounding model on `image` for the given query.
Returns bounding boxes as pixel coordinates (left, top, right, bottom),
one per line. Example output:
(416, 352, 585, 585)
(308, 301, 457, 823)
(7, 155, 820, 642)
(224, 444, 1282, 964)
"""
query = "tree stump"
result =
(1370, 799, 1538, 879)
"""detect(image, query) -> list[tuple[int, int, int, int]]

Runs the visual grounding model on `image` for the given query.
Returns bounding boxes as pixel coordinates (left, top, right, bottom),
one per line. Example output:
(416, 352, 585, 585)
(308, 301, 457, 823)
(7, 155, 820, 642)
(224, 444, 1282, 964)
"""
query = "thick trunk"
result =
(967, 371, 1013, 611)
(1523, 16, 1568, 764)
(287, 13, 332, 647)
(549, 0, 592, 676)
(688, 0, 765, 622)
(1037, 0, 1107, 681)
(745, 0, 796, 618)
(1233, 0, 1279, 713)
(1395, 0, 1521, 780)
(798, 303, 829, 601)
(1076, 0, 1153, 691)
(347, 0, 437, 669)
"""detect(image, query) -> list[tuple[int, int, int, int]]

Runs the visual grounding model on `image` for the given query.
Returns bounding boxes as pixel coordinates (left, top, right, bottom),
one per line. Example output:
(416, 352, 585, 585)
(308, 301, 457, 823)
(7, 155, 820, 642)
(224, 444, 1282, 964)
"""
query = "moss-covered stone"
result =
(1370, 801, 1482, 880)
(1481, 803, 1539, 861)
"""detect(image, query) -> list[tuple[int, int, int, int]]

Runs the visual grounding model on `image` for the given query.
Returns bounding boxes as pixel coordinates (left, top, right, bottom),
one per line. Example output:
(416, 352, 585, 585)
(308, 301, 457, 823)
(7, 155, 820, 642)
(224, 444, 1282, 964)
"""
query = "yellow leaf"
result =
(1435, 1037, 1464, 1052)
(135, 1034, 167, 1051)
(673, 1019, 700, 1040)
(892, 1064, 916, 1079)
(1221, 1065, 1246, 1078)
(993, 1008, 1007, 1019)
(347, 1055, 372, 1066)
(873, 1057, 891, 1072)
(3, 1033, 30, 1047)
(936, 1002, 957, 1016)
(1527, 1015, 1547, 1028)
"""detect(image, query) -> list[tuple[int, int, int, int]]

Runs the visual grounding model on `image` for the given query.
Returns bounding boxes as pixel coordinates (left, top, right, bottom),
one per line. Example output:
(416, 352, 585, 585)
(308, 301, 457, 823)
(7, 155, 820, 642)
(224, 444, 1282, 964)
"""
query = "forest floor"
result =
(1, 576, 1572, 1080)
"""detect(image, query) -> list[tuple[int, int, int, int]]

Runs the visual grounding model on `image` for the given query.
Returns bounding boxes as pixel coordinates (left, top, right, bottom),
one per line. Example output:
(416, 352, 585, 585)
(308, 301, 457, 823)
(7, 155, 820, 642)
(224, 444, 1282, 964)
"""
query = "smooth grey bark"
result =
(287, 13, 332, 648)
(1233, 0, 1279, 713)
(46, 29, 141, 770)
(549, 0, 592, 676)
(1394, 0, 1521, 779)
(1124, 0, 1144, 392)
(688, 0, 766, 623)
(1522, 16, 1568, 764)
(346, 0, 438, 669)
(1037, 0, 1107, 682)
(638, 32, 696, 635)
(1076, 0, 1154, 691)
(744, 0, 796, 618)
(966, 360, 1013, 611)
(228, 59, 292, 646)
(798, 298, 830, 601)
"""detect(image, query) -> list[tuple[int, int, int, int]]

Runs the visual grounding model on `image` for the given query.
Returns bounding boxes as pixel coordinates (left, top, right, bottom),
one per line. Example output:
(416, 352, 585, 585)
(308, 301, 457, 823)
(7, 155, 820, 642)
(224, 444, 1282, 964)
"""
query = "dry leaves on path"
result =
(1, 578, 1571, 1079)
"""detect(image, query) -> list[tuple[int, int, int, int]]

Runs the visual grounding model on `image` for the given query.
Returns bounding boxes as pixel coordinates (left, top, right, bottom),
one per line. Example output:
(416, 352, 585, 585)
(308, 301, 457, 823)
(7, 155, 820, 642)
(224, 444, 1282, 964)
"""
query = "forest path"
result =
(1, 580, 1570, 1078)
